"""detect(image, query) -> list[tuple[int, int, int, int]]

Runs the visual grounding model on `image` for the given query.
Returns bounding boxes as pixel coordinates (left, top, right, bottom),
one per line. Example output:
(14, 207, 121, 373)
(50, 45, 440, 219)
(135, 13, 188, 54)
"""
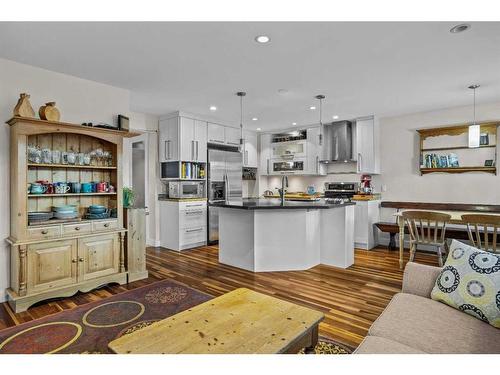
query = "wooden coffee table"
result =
(108, 288, 324, 354)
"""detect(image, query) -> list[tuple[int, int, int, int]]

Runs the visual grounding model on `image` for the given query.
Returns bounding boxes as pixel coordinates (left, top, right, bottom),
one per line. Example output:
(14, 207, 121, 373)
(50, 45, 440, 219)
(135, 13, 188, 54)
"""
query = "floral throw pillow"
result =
(431, 239, 500, 328)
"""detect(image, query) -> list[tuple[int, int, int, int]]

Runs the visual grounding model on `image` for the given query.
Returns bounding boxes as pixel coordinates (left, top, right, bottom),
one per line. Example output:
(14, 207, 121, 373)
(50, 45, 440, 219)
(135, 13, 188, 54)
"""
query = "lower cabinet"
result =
(354, 200, 380, 250)
(78, 234, 120, 282)
(27, 239, 77, 294)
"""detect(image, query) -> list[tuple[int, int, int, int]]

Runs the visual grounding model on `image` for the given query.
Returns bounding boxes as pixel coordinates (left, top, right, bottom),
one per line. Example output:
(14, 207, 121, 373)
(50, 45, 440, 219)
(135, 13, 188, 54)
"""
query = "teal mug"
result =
(30, 183, 47, 194)
(81, 182, 93, 193)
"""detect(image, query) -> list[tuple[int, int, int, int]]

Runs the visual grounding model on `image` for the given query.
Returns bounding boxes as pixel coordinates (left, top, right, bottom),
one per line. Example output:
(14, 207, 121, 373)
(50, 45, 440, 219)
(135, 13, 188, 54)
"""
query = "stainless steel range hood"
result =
(320, 120, 353, 163)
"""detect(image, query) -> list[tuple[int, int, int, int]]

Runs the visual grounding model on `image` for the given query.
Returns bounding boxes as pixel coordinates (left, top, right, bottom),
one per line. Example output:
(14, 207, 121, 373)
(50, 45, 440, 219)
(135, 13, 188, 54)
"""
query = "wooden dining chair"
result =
(461, 214, 500, 253)
(402, 210, 452, 266)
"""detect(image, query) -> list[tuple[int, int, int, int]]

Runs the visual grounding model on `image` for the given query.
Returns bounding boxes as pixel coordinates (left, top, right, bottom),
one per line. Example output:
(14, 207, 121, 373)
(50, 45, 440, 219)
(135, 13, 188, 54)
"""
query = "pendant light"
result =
(236, 91, 246, 149)
(315, 94, 325, 146)
(468, 84, 480, 148)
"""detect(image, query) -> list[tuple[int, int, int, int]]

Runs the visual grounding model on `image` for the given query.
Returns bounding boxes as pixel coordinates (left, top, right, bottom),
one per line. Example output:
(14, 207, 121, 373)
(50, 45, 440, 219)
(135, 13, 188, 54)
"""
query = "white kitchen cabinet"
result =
(243, 130, 258, 168)
(224, 126, 241, 147)
(159, 117, 179, 162)
(207, 122, 225, 145)
(355, 116, 380, 174)
(306, 126, 326, 176)
(354, 200, 380, 250)
(259, 133, 272, 175)
(159, 116, 207, 163)
(159, 200, 207, 251)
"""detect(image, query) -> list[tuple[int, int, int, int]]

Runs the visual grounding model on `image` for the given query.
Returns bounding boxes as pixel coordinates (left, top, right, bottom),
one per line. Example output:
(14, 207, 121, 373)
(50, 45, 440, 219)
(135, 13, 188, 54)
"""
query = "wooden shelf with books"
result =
(417, 121, 498, 176)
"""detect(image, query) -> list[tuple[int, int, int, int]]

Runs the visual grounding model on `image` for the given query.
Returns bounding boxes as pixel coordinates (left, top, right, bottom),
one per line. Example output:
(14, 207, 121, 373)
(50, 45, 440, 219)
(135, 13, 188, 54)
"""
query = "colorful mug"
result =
(55, 184, 70, 194)
(81, 182, 93, 193)
(30, 183, 47, 194)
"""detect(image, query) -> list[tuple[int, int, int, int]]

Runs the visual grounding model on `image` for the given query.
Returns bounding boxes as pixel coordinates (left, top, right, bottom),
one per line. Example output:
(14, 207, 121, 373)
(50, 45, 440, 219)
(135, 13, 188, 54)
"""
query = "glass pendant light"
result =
(468, 85, 480, 148)
(315, 94, 325, 146)
(236, 91, 246, 150)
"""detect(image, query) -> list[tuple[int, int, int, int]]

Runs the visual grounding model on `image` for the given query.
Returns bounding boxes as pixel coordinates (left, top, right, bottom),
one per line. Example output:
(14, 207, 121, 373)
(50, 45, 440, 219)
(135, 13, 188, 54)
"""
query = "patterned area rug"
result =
(0, 280, 211, 354)
(0, 280, 352, 354)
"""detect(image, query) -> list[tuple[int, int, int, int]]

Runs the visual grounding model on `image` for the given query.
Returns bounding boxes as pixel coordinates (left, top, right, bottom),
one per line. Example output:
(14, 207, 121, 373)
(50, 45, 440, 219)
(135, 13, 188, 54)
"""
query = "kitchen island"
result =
(212, 198, 355, 272)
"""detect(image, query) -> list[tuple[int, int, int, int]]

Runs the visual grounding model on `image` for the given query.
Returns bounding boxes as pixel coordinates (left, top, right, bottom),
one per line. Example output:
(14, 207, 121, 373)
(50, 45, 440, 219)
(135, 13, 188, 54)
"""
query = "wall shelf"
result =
(28, 163, 117, 170)
(421, 145, 496, 152)
(420, 166, 497, 175)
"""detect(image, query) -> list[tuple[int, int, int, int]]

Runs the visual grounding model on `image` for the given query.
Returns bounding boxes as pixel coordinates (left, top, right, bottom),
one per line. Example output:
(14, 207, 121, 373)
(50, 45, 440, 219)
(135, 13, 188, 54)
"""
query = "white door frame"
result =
(128, 132, 149, 227)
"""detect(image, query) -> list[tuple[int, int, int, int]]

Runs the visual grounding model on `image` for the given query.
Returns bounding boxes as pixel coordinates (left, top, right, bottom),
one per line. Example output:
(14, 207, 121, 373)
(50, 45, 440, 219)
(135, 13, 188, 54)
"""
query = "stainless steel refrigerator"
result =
(207, 148, 243, 244)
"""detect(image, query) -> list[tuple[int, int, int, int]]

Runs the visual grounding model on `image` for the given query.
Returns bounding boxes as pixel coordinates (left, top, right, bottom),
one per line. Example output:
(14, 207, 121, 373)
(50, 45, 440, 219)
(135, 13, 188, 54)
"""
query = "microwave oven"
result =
(272, 158, 306, 174)
(168, 181, 205, 199)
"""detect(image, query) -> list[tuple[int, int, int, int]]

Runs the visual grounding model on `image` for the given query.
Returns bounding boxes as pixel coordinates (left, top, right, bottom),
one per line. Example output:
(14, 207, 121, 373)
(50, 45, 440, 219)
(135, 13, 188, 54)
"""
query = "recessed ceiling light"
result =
(450, 23, 471, 33)
(278, 89, 289, 95)
(332, 115, 339, 120)
(309, 106, 316, 110)
(209, 106, 217, 111)
(252, 117, 258, 121)
(292, 122, 297, 126)
(255, 35, 270, 44)
(256, 127, 262, 131)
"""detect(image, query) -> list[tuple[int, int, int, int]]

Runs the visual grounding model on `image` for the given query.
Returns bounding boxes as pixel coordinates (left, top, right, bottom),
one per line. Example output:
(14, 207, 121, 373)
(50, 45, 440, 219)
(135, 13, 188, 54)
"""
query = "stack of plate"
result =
(53, 205, 79, 220)
(85, 205, 110, 220)
(28, 211, 53, 224)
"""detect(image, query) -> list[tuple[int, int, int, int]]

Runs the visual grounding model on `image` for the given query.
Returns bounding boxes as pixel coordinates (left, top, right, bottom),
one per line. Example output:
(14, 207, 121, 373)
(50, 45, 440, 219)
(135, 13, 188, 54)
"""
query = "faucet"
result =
(280, 175, 289, 205)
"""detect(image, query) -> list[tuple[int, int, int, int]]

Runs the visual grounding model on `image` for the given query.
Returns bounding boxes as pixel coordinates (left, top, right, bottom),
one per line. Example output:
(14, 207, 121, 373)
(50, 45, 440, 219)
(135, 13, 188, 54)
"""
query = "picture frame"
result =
(118, 114, 130, 131)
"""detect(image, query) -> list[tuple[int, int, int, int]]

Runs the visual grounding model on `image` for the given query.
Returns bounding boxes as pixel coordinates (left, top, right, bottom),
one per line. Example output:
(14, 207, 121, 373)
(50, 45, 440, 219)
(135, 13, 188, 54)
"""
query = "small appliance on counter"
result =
(167, 180, 205, 199)
(324, 182, 358, 204)
(359, 174, 373, 194)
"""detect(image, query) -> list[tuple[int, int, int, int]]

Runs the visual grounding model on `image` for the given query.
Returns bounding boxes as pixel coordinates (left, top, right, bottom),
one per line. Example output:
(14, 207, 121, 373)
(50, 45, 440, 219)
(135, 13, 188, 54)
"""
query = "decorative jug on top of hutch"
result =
(13, 93, 35, 118)
(38, 101, 61, 122)
(5, 114, 141, 312)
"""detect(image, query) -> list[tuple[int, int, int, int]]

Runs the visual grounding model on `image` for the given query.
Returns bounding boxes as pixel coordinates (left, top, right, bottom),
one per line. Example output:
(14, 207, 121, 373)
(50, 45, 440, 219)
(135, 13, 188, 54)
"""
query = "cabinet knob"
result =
(41, 229, 48, 234)
(104, 223, 110, 228)
(72, 258, 77, 263)
(79, 257, 84, 262)
(75, 226, 81, 231)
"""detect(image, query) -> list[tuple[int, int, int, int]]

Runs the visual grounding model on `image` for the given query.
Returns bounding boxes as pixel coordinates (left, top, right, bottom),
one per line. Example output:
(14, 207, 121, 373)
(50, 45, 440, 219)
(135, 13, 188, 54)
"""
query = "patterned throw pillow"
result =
(431, 239, 500, 328)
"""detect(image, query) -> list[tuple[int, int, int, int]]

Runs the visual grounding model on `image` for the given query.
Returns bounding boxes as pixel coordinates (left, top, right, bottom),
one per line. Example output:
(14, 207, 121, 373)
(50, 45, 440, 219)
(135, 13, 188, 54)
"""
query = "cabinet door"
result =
(243, 130, 258, 167)
(158, 119, 170, 162)
(179, 117, 195, 161)
(207, 123, 225, 144)
(27, 240, 77, 293)
(356, 117, 377, 174)
(194, 119, 207, 162)
(78, 234, 120, 281)
(159, 117, 179, 161)
(225, 126, 241, 146)
(306, 127, 326, 175)
(259, 133, 272, 175)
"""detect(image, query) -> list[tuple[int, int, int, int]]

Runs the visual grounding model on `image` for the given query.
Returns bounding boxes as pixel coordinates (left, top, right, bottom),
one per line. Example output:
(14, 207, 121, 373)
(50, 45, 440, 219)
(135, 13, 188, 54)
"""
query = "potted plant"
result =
(123, 187, 136, 208)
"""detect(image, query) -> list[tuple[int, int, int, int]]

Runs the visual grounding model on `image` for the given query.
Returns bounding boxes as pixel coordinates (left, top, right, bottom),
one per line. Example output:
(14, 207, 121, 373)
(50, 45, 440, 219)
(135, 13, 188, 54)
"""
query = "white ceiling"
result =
(1, 22, 500, 130)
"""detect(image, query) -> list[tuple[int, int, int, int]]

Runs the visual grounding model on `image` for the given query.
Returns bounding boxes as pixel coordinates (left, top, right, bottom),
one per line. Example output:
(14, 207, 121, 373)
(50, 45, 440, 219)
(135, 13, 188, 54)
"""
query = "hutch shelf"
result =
(417, 122, 498, 175)
(5, 116, 143, 312)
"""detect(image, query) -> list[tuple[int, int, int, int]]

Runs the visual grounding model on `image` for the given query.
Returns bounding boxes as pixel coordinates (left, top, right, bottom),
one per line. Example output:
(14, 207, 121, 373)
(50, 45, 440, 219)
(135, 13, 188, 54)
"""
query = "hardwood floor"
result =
(0, 245, 439, 348)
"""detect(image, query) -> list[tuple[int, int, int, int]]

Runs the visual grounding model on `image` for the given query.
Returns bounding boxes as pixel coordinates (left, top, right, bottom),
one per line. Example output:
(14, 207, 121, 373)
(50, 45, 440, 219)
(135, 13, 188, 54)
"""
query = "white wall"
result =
(0, 58, 156, 302)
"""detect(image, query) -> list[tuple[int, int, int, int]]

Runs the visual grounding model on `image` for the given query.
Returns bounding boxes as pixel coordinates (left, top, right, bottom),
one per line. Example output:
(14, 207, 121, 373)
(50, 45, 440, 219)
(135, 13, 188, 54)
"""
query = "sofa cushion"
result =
(369, 292, 500, 354)
(354, 336, 425, 354)
(430, 240, 500, 328)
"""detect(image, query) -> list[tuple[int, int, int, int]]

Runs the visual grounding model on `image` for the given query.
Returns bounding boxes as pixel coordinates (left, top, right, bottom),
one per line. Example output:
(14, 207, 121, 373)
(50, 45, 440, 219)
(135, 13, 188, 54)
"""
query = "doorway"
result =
(129, 133, 149, 230)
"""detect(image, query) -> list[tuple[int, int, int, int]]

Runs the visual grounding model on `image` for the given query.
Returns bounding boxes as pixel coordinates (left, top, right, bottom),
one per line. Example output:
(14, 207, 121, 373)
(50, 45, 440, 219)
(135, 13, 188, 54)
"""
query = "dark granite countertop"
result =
(210, 198, 355, 210)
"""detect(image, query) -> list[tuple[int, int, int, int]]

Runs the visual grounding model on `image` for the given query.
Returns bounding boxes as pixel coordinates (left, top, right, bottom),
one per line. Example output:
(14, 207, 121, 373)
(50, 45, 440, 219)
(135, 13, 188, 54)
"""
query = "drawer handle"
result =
(186, 204, 204, 208)
(41, 229, 48, 234)
(104, 223, 110, 227)
(186, 210, 203, 215)
(79, 257, 84, 262)
(186, 228, 203, 233)
(75, 226, 81, 231)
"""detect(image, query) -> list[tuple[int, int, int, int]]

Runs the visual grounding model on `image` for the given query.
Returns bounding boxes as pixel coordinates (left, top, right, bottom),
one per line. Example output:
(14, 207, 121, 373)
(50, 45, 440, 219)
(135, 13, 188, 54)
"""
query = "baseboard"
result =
(147, 238, 161, 247)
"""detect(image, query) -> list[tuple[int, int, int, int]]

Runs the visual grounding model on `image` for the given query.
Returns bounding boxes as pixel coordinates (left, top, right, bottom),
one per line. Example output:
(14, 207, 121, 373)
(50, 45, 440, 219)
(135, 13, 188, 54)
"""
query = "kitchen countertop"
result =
(210, 198, 355, 210)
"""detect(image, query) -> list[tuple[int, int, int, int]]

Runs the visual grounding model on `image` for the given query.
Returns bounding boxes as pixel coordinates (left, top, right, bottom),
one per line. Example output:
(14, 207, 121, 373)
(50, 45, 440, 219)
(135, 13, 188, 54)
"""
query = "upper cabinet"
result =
(207, 122, 225, 144)
(224, 126, 241, 147)
(354, 116, 380, 174)
(243, 130, 258, 168)
(306, 126, 326, 176)
(259, 133, 272, 175)
(159, 115, 207, 163)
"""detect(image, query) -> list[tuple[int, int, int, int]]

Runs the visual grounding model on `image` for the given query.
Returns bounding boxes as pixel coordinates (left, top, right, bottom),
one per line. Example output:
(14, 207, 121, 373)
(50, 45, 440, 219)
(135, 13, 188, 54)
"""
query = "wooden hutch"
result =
(6, 116, 140, 312)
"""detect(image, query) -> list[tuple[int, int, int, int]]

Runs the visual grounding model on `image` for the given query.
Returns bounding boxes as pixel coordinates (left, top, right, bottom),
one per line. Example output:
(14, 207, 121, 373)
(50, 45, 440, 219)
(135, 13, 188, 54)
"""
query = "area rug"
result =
(0, 280, 352, 354)
(0, 280, 212, 354)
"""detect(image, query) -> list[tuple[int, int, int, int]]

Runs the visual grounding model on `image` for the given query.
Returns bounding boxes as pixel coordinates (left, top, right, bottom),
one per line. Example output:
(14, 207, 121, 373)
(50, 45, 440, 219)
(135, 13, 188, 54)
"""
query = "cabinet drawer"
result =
(178, 201, 207, 210)
(179, 209, 207, 229)
(180, 227, 206, 246)
(62, 222, 92, 236)
(27, 226, 61, 240)
(92, 220, 118, 232)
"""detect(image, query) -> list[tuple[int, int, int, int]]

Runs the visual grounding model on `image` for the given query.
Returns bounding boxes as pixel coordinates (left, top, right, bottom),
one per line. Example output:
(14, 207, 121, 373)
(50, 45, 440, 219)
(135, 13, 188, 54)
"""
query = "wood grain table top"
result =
(108, 288, 324, 354)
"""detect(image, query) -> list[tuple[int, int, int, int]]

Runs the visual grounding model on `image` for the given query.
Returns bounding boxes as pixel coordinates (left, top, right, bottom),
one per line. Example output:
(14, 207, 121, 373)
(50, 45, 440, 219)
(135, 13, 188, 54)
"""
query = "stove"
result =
(324, 182, 358, 202)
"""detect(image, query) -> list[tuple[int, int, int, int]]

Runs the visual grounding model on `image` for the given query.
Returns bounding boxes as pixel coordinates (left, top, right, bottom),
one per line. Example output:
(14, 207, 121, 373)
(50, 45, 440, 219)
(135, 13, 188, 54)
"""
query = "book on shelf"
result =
(423, 153, 459, 168)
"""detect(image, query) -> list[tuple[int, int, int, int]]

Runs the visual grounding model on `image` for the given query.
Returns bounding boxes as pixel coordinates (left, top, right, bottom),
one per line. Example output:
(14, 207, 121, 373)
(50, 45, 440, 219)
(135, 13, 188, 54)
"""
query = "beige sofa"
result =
(355, 262, 500, 354)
